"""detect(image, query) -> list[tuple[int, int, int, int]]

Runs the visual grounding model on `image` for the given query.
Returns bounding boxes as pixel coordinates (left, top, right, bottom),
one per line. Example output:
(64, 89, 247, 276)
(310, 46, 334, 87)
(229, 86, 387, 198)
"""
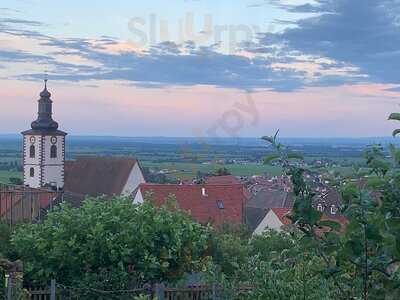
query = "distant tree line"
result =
(0, 161, 22, 172)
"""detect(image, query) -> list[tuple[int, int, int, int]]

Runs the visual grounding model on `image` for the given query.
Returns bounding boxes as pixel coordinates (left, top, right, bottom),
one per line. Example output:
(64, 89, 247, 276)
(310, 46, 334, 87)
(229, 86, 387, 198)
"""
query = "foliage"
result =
(211, 227, 249, 279)
(246, 232, 337, 300)
(9, 177, 23, 185)
(0, 222, 12, 259)
(0, 222, 12, 299)
(261, 128, 400, 299)
(214, 167, 231, 176)
(12, 197, 212, 290)
(142, 167, 179, 184)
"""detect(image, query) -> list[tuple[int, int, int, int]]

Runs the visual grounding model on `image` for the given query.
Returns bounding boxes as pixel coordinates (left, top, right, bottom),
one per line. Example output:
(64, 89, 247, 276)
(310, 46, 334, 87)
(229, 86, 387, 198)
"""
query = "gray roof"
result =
(245, 188, 293, 231)
(64, 156, 139, 200)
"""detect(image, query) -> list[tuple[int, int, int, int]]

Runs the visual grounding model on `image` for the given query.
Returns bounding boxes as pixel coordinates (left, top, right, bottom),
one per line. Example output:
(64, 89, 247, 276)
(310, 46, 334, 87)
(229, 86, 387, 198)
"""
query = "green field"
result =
(142, 161, 283, 180)
(0, 170, 22, 184)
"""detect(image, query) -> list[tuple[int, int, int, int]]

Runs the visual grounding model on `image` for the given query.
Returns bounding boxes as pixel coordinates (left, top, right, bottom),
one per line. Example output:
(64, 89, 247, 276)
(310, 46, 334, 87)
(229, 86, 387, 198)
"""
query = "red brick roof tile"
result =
(139, 183, 247, 228)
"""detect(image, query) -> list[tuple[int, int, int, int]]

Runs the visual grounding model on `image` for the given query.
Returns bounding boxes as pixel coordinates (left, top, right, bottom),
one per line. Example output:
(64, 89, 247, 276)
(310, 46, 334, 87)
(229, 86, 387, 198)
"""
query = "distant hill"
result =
(1, 134, 399, 147)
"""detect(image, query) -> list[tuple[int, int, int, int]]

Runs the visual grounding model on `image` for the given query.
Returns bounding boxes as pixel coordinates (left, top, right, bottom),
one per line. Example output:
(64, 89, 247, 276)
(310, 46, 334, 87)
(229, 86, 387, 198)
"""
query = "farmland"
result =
(0, 135, 398, 183)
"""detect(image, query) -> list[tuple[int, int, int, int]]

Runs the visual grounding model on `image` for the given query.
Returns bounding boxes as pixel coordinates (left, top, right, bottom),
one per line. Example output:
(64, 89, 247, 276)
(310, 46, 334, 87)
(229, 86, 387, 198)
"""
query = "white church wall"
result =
(23, 134, 65, 189)
(42, 135, 65, 188)
(43, 165, 64, 189)
(23, 165, 41, 188)
(23, 134, 43, 188)
(133, 188, 144, 204)
(122, 163, 146, 196)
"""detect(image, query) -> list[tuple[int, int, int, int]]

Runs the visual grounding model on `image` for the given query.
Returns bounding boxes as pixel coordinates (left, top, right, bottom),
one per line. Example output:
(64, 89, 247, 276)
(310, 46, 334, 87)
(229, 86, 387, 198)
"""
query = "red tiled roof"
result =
(270, 208, 348, 232)
(64, 156, 138, 197)
(0, 186, 58, 221)
(205, 175, 241, 185)
(139, 183, 247, 228)
(271, 208, 292, 225)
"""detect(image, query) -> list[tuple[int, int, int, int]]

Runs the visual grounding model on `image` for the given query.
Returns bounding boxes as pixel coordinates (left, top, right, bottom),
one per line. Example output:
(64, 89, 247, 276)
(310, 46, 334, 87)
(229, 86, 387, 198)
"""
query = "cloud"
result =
(253, 0, 400, 86)
(3, 1, 400, 92)
(0, 49, 50, 62)
(11, 33, 305, 91)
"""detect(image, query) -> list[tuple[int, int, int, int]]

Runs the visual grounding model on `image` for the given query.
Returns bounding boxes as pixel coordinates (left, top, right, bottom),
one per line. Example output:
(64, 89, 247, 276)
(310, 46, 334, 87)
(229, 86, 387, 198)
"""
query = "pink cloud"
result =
(1, 80, 398, 137)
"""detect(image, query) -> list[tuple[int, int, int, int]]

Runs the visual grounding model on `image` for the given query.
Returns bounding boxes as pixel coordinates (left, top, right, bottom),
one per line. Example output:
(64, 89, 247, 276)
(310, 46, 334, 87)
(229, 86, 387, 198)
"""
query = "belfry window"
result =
(30, 167, 35, 177)
(50, 145, 57, 158)
(29, 145, 35, 158)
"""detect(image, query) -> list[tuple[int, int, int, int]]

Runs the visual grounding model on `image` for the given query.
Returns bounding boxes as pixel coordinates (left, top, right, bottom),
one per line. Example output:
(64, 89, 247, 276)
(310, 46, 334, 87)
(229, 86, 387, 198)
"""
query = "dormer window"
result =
(331, 205, 338, 215)
(317, 204, 324, 212)
(217, 200, 224, 209)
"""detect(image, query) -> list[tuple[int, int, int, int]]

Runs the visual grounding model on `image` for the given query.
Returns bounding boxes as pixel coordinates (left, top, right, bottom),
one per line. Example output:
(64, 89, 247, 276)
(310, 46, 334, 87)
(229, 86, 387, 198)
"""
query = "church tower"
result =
(21, 80, 67, 189)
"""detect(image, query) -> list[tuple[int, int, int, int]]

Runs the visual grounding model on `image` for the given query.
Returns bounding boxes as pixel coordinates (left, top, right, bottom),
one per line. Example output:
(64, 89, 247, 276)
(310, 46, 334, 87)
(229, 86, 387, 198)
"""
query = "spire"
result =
(40, 77, 51, 99)
(31, 79, 59, 131)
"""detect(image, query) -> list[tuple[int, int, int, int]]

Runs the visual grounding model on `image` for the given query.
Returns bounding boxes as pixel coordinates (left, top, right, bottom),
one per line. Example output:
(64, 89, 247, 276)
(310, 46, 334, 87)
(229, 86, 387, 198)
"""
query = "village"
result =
(0, 81, 347, 234)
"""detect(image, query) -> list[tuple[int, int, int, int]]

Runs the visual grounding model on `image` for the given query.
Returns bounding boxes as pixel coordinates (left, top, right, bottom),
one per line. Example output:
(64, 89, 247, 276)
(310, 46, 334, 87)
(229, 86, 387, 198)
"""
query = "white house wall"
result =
(253, 210, 284, 235)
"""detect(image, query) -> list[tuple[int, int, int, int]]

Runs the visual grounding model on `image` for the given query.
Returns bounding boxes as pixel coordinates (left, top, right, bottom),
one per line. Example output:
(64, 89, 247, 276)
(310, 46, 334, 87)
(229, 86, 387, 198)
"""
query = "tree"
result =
(12, 197, 212, 290)
(215, 167, 231, 176)
(261, 130, 400, 299)
(9, 177, 23, 185)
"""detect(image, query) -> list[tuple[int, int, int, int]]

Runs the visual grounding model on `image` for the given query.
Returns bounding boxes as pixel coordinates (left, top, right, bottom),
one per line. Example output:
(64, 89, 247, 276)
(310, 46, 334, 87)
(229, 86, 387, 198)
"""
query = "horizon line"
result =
(0, 133, 398, 140)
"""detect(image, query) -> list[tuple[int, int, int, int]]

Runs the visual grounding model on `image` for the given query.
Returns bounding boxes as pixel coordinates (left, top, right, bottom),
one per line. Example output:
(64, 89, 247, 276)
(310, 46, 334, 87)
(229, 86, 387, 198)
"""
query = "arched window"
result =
(30, 167, 35, 177)
(50, 145, 57, 158)
(29, 145, 35, 158)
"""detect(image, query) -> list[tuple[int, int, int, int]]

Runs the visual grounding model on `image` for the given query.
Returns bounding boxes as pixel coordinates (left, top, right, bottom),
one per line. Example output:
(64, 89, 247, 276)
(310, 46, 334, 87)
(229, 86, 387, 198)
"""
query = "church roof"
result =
(25, 80, 65, 134)
(64, 156, 139, 199)
(21, 129, 67, 136)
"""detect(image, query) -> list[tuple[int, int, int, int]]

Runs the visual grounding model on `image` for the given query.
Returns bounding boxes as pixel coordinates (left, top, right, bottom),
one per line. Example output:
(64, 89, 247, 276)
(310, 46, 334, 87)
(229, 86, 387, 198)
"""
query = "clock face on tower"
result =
(29, 136, 36, 144)
(51, 136, 58, 144)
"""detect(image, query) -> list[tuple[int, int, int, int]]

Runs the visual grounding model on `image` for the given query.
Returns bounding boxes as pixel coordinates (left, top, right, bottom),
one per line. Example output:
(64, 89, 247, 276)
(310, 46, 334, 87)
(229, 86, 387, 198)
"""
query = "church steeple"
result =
(22, 80, 67, 189)
(31, 79, 59, 131)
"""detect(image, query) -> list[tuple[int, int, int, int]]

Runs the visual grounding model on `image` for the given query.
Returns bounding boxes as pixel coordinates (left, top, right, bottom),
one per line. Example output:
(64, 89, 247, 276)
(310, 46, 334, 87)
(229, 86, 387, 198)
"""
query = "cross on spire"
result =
(44, 71, 48, 89)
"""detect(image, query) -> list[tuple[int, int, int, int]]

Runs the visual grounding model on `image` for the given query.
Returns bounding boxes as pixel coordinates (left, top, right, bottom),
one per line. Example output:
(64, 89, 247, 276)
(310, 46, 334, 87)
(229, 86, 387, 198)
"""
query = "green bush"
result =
(12, 197, 212, 290)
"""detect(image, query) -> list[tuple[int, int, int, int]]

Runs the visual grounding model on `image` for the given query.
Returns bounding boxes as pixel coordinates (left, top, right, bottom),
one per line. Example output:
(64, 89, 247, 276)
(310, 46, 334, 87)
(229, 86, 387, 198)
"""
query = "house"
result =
(245, 188, 293, 232)
(64, 156, 145, 202)
(253, 208, 348, 235)
(313, 188, 342, 216)
(133, 183, 248, 228)
(253, 208, 292, 234)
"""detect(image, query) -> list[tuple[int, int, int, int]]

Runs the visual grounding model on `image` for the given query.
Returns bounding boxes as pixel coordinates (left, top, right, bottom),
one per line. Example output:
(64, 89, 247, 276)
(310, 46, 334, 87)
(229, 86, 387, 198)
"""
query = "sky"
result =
(1, 0, 400, 137)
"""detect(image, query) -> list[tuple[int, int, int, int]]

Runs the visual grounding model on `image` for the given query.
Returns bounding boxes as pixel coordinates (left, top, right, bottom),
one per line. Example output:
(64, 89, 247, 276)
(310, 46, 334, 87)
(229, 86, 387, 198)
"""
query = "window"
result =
(217, 200, 224, 210)
(331, 205, 338, 215)
(317, 204, 324, 212)
(29, 145, 35, 158)
(30, 167, 35, 177)
(50, 145, 57, 158)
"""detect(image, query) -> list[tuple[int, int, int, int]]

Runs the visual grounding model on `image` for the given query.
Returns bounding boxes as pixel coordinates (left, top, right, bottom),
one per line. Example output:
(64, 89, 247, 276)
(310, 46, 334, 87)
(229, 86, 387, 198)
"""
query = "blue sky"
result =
(0, 0, 399, 137)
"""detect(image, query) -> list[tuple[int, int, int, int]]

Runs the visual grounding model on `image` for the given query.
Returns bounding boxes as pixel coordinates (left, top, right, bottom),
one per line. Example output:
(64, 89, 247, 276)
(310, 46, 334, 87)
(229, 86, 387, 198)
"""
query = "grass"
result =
(142, 161, 283, 180)
(0, 170, 22, 184)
